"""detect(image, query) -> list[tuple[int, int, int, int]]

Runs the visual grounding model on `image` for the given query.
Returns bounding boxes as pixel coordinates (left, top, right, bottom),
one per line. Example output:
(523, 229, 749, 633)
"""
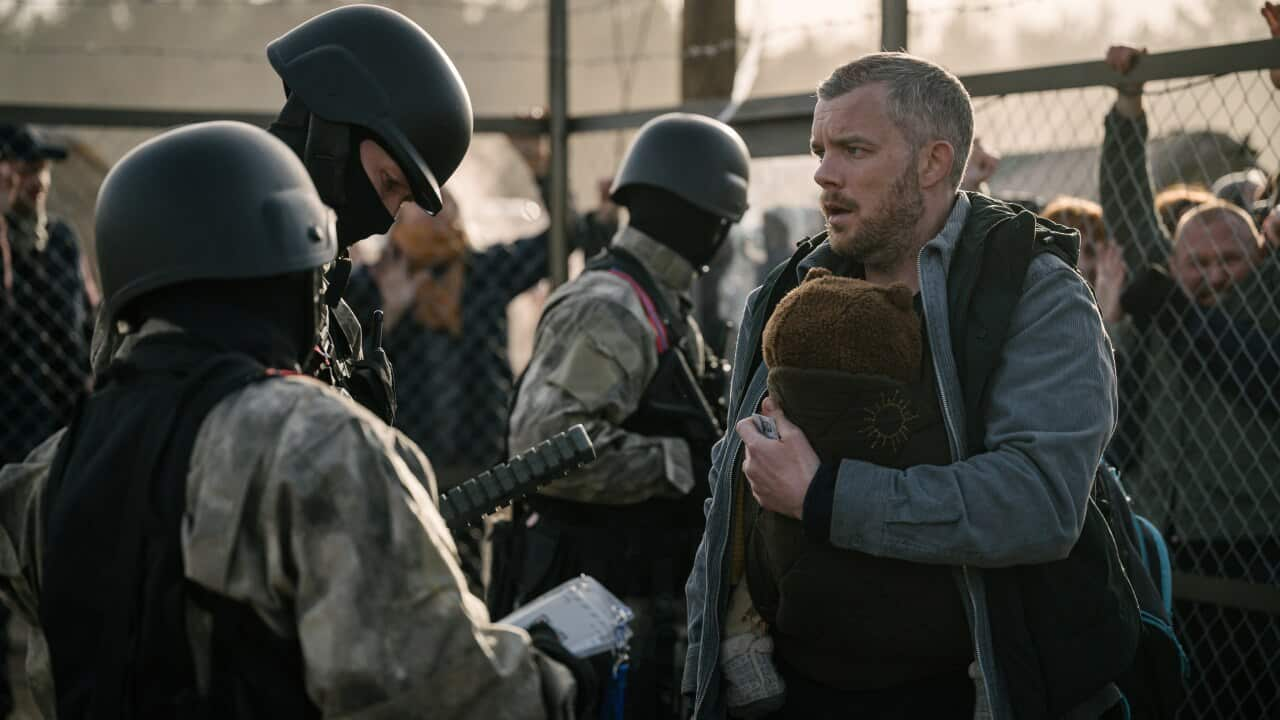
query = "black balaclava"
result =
(126, 271, 322, 370)
(268, 96, 393, 249)
(336, 128, 395, 246)
(622, 185, 732, 271)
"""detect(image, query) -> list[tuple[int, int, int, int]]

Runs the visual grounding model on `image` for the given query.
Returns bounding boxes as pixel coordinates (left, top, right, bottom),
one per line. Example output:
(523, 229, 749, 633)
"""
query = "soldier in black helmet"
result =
(263, 3, 474, 423)
(498, 113, 751, 718)
(0, 122, 593, 719)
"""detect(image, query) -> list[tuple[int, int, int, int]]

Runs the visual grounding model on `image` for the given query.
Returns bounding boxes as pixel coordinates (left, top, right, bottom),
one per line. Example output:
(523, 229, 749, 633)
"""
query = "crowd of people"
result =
(0, 2, 1277, 719)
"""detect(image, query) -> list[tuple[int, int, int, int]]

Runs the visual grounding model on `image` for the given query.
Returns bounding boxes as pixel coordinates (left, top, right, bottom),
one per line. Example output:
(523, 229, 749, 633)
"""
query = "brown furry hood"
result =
(762, 267, 921, 383)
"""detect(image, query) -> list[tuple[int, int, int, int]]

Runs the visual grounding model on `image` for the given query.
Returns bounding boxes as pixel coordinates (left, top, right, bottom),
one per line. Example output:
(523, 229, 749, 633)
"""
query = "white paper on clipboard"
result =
(499, 574, 634, 659)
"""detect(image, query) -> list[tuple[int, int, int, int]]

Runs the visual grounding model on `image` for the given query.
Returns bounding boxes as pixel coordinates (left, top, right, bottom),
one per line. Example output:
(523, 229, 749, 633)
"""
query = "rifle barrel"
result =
(438, 424, 596, 529)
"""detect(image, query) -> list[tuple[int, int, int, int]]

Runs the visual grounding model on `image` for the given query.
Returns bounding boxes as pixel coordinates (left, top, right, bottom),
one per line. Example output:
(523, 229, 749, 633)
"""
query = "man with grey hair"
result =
(1118, 200, 1280, 720)
(684, 52, 1124, 718)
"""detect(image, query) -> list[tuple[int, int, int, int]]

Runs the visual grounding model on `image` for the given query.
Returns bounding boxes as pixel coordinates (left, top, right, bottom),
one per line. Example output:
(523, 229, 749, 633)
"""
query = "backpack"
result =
(1092, 462, 1188, 718)
(738, 208, 1187, 717)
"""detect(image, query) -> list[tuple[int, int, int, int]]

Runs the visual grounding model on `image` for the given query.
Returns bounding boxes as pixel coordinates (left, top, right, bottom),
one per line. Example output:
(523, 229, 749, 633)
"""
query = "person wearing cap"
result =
(259, 3, 473, 425)
(0, 122, 13, 720)
(499, 113, 751, 718)
(0, 124, 89, 468)
(0, 121, 595, 720)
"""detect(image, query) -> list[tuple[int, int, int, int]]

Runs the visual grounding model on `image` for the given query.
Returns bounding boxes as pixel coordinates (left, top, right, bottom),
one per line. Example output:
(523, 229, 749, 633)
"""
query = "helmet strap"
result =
(304, 113, 351, 208)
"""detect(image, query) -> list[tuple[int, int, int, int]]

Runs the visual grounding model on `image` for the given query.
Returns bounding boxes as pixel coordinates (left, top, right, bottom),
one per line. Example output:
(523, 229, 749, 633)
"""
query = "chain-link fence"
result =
(978, 69, 1279, 720)
(0, 128, 101, 470)
(3, 38, 1278, 720)
(680, 65, 1280, 719)
(0, 124, 614, 604)
(340, 184, 615, 594)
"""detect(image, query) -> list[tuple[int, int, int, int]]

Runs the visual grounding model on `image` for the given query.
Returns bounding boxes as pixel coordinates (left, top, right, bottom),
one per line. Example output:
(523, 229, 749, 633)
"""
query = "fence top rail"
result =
(571, 37, 1280, 133)
(0, 105, 545, 135)
(1, 38, 1275, 133)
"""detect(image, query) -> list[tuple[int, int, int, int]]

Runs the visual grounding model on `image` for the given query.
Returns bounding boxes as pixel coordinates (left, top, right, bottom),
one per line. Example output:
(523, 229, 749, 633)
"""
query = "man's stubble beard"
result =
(829, 162, 924, 269)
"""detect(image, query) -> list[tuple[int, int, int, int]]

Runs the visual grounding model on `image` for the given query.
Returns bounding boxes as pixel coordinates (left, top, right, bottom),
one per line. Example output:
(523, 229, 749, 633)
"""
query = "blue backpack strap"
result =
(1092, 461, 1190, 711)
(1133, 514, 1174, 617)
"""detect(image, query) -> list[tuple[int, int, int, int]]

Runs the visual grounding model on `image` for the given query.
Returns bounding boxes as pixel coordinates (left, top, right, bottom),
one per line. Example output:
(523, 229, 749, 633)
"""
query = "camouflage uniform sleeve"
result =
(508, 279, 694, 504)
(0, 429, 63, 720)
(185, 379, 568, 719)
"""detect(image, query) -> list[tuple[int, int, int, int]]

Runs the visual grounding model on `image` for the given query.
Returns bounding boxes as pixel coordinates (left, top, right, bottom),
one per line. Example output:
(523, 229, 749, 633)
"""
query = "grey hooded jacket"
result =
(683, 193, 1118, 719)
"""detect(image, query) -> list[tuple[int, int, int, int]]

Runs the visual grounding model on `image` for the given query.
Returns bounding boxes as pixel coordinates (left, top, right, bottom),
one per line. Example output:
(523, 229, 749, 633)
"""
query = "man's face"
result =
(1076, 226, 1109, 287)
(811, 84, 923, 266)
(13, 159, 51, 216)
(358, 139, 415, 217)
(1172, 217, 1261, 306)
(389, 189, 467, 271)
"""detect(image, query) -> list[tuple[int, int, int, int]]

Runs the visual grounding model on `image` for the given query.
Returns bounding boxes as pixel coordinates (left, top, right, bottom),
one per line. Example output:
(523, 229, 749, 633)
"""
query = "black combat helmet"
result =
(267, 4, 473, 216)
(610, 113, 751, 223)
(95, 121, 337, 325)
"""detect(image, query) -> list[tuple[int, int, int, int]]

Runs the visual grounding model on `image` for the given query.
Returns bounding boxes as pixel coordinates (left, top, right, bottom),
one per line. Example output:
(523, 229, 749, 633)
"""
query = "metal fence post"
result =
(548, 0, 570, 288)
(881, 0, 908, 52)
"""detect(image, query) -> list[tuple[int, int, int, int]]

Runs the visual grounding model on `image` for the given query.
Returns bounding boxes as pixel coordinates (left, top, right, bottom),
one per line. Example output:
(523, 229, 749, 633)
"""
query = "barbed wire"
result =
(0, 0, 636, 11)
(1144, 73, 1230, 96)
(607, 0, 659, 160)
(1, 0, 1067, 67)
(906, 0, 1051, 17)
(972, 94, 1007, 111)
(970, 73, 1234, 113)
(0, 42, 547, 63)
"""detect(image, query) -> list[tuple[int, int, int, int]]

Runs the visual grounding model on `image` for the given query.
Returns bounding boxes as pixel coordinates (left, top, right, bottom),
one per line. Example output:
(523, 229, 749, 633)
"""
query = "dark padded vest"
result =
(514, 247, 715, 719)
(41, 334, 320, 720)
(527, 247, 715, 542)
(745, 319, 971, 691)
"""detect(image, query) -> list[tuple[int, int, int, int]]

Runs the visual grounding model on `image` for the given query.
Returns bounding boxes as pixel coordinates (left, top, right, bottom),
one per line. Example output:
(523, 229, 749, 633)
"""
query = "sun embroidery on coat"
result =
(860, 390, 917, 452)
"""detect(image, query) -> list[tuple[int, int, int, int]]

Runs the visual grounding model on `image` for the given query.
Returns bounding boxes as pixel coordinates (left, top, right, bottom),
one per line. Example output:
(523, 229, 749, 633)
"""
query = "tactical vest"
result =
(41, 334, 320, 720)
(526, 247, 719, 548)
(497, 248, 721, 719)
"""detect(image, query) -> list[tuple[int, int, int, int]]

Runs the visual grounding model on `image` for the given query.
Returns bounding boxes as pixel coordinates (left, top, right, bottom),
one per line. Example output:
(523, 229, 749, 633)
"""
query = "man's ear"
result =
(803, 266, 833, 283)
(918, 140, 956, 190)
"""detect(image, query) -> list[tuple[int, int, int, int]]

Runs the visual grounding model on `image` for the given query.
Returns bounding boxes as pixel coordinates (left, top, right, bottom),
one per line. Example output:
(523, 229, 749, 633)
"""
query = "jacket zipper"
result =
(917, 246, 998, 720)
(698, 376, 767, 708)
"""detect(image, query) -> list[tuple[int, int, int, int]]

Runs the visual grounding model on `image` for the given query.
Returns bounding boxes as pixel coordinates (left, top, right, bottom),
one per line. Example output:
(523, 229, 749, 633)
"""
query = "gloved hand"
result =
(347, 345, 397, 425)
(1120, 264, 1188, 329)
(529, 621, 599, 719)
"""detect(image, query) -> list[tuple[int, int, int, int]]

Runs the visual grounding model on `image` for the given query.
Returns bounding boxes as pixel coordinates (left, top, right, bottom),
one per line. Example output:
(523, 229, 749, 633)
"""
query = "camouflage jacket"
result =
(0, 324, 574, 719)
(508, 226, 704, 505)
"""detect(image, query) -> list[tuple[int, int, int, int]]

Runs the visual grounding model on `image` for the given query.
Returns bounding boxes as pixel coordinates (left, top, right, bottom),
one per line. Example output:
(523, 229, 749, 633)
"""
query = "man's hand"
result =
(507, 106, 551, 178)
(1120, 264, 1187, 329)
(368, 241, 429, 332)
(0, 161, 13, 216)
(528, 621, 599, 719)
(0, 162, 10, 298)
(1263, 3, 1280, 89)
(960, 138, 1000, 192)
(1105, 45, 1146, 75)
(736, 397, 820, 520)
(1106, 45, 1147, 117)
(1094, 242, 1128, 325)
(593, 177, 620, 225)
(1263, 205, 1280, 251)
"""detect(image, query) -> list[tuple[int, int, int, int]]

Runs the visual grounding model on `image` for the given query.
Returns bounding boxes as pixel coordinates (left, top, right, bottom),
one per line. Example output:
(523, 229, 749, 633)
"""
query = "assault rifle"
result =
(642, 348, 728, 445)
(439, 424, 596, 531)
